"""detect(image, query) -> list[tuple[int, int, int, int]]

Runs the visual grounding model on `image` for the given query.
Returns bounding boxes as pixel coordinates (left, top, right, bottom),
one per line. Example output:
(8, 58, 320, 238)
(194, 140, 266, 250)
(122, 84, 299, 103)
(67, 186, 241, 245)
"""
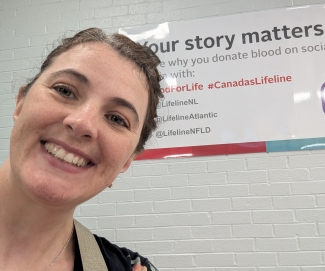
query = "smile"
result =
(43, 142, 92, 167)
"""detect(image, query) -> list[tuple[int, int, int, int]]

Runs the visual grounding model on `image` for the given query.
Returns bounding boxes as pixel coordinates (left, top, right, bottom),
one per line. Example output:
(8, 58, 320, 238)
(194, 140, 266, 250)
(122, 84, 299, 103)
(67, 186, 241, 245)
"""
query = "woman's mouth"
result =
(42, 141, 93, 167)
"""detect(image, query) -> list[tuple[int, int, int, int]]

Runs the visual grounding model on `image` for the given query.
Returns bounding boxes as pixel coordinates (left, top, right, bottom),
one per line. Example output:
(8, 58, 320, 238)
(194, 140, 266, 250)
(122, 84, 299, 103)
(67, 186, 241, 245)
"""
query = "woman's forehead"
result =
(48, 43, 146, 84)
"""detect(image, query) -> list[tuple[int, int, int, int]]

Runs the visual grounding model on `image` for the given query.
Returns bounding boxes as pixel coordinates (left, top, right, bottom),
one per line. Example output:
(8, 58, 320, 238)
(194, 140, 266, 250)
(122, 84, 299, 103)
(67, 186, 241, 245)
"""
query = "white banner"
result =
(120, 4, 325, 150)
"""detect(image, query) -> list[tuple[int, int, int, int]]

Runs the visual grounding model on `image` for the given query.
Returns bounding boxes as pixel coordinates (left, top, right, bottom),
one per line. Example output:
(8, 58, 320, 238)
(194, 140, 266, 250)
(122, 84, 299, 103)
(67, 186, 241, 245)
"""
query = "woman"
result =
(0, 28, 162, 271)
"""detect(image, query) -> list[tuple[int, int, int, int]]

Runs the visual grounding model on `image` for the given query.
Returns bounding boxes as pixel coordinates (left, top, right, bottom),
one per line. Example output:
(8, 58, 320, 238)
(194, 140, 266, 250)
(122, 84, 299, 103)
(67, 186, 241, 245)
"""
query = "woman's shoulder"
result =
(94, 234, 158, 271)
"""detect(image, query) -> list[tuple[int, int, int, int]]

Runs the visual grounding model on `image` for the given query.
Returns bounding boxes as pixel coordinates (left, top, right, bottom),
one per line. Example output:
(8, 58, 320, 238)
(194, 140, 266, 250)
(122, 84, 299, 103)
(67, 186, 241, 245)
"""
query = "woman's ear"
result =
(13, 86, 26, 121)
(120, 155, 134, 173)
(120, 148, 142, 173)
(120, 150, 140, 173)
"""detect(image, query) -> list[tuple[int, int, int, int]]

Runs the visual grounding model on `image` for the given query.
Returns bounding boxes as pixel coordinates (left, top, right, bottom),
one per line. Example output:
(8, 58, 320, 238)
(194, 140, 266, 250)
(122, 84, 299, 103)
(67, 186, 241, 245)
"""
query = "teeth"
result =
(63, 153, 74, 163)
(77, 158, 84, 167)
(45, 142, 55, 152)
(55, 149, 66, 159)
(44, 142, 90, 167)
(72, 156, 79, 164)
(52, 145, 59, 155)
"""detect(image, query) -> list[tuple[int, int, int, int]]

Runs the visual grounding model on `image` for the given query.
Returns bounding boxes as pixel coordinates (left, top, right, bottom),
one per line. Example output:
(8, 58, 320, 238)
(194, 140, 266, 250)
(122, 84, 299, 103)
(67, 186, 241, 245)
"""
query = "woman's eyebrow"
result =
(111, 97, 140, 127)
(49, 69, 90, 86)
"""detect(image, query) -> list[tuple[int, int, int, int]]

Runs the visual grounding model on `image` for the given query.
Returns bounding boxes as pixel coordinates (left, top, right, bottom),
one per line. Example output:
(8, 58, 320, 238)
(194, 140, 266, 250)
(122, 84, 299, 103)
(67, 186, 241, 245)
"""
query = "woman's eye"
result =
(107, 114, 128, 128)
(54, 85, 75, 98)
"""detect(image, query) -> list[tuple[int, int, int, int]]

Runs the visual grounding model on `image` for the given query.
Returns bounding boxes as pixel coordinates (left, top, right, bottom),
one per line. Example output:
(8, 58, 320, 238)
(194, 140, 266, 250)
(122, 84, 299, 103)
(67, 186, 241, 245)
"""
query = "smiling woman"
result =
(0, 28, 163, 271)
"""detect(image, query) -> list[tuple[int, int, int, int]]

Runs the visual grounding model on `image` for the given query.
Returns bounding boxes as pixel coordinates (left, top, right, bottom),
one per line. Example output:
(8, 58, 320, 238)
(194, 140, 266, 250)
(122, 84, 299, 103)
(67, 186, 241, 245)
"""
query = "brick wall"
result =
(1, 0, 325, 269)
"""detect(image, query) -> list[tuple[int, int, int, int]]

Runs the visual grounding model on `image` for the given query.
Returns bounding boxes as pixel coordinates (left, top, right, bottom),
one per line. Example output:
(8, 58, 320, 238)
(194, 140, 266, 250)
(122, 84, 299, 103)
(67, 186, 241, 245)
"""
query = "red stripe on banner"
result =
(135, 142, 266, 160)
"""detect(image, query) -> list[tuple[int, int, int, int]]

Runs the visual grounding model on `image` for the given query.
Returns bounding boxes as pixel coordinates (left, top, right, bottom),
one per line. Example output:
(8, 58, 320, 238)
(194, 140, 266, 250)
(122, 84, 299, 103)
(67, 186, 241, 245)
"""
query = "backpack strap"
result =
(74, 219, 109, 271)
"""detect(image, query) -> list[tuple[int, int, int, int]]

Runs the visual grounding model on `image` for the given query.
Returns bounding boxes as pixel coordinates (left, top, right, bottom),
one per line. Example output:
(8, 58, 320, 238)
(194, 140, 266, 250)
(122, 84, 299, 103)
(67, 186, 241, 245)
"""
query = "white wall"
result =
(1, 0, 325, 270)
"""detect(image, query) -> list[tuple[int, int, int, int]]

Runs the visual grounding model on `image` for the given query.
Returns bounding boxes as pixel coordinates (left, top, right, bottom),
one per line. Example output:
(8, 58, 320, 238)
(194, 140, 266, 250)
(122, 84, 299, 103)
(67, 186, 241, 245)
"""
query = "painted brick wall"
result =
(1, 0, 325, 270)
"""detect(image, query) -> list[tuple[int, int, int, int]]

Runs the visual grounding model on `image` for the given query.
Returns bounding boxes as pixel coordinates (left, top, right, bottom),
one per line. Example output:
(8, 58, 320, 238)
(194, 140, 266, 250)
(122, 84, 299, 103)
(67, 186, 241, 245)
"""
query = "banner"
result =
(120, 4, 325, 159)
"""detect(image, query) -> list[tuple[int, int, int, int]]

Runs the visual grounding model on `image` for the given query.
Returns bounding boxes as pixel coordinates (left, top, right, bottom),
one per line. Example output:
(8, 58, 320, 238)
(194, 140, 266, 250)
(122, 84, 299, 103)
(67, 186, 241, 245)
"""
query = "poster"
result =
(120, 4, 325, 159)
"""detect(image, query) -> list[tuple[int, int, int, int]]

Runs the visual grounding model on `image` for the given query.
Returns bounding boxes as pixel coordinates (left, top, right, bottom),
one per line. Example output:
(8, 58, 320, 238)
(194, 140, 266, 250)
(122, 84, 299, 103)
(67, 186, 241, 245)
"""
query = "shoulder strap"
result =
(74, 219, 109, 271)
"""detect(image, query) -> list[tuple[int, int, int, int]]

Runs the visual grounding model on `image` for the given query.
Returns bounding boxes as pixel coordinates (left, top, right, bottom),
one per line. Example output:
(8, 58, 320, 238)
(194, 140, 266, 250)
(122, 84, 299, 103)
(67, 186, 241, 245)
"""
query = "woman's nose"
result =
(63, 104, 98, 139)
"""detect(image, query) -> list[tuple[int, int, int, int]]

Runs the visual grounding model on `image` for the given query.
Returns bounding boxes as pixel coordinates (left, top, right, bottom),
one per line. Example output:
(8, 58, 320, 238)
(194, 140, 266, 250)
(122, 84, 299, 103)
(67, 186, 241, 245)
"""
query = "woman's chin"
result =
(13, 167, 81, 208)
(23, 179, 75, 206)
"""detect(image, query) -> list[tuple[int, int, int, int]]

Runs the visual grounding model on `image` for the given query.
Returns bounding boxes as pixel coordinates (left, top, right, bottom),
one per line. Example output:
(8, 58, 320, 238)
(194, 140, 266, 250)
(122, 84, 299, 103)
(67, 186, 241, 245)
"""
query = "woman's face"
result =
(10, 42, 148, 207)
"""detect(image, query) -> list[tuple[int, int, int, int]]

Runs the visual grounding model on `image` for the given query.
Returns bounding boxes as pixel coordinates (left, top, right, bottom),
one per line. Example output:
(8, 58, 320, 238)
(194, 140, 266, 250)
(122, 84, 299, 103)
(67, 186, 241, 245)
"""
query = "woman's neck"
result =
(0, 159, 76, 271)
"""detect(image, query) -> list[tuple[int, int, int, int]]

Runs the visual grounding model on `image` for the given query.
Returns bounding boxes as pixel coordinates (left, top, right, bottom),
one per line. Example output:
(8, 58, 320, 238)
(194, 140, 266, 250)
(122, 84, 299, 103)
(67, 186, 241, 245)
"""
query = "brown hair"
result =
(24, 28, 163, 154)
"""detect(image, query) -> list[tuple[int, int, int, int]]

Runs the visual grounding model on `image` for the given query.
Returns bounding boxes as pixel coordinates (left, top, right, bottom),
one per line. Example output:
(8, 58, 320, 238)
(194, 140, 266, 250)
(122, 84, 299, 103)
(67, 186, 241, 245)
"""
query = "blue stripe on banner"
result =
(266, 138, 325, 152)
